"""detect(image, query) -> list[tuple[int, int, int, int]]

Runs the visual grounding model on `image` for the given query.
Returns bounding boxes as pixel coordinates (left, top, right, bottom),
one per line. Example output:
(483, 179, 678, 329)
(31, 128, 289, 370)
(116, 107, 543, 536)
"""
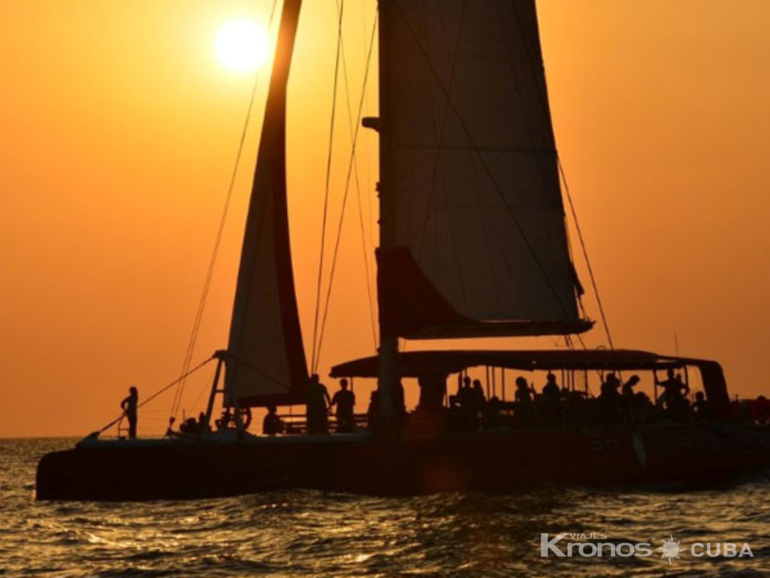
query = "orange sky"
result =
(1, 0, 769, 438)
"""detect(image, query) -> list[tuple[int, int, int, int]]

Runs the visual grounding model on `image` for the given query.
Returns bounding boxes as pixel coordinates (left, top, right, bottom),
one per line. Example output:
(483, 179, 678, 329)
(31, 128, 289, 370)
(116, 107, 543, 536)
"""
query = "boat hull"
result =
(36, 424, 770, 501)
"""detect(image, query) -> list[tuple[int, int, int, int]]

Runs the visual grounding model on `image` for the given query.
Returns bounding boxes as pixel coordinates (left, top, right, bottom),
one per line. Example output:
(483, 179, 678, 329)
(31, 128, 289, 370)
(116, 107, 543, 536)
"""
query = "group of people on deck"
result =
(283, 367, 714, 435)
(508, 368, 712, 428)
(118, 367, 721, 439)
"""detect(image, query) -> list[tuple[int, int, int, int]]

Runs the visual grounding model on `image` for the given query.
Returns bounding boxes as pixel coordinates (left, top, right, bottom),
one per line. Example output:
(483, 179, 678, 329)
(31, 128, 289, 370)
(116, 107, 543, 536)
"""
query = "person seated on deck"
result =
(197, 412, 211, 435)
(622, 375, 641, 398)
(215, 408, 231, 431)
(634, 391, 656, 423)
(331, 378, 356, 433)
(215, 407, 252, 431)
(120, 386, 139, 439)
(598, 373, 622, 423)
(754, 396, 770, 426)
(263, 403, 285, 435)
(620, 374, 641, 421)
(693, 392, 713, 422)
(541, 373, 562, 426)
(179, 416, 200, 435)
(306, 373, 331, 435)
(485, 395, 503, 429)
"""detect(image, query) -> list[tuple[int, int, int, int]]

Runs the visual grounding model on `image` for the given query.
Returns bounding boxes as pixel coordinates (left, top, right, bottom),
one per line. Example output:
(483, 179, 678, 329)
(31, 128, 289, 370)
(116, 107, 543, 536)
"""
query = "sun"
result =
(215, 19, 270, 73)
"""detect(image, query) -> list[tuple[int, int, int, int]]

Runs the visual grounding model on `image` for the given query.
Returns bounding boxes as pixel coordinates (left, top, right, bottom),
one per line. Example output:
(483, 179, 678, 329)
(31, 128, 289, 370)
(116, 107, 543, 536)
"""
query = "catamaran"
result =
(37, 0, 770, 501)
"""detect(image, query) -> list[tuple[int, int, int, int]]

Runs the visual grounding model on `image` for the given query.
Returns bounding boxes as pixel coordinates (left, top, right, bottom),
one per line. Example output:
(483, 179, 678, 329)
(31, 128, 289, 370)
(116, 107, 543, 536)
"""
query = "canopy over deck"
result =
(330, 349, 718, 378)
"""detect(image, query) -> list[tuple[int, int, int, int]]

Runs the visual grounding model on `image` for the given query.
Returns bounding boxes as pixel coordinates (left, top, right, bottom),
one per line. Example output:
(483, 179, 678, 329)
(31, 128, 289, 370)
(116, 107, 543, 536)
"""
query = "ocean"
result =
(1, 438, 769, 577)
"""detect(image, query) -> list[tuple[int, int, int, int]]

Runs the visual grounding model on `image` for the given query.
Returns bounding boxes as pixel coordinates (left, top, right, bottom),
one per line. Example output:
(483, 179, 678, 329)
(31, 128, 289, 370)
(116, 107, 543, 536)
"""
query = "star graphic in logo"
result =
(658, 534, 683, 564)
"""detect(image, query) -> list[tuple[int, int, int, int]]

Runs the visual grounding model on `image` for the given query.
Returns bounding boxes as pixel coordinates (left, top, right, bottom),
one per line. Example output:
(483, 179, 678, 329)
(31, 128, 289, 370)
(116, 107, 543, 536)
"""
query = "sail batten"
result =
(378, 0, 590, 339)
(225, 0, 308, 407)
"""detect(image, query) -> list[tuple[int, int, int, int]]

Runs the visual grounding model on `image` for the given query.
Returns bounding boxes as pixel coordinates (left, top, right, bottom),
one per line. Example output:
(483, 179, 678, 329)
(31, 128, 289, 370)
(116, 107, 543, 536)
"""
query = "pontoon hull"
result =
(36, 424, 770, 501)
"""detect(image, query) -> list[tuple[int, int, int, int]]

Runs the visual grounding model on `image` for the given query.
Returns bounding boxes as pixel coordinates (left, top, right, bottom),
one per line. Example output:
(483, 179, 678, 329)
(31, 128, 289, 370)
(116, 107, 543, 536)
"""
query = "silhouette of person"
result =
(693, 392, 712, 421)
(486, 395, 503, 428)
(457, 376, 474, 410)
(599, 373, 622, 423)
(542, 373, 561, 425)
(331, 378, 356, 433)
(263, 403, 285, 435)
(600, 373, 621, 398)
(514, 377, 534, 425)
(515, 377, 534, 405)
(472, 379, 487, 410)
(542, 373, 560, 402)
(306, 373, 331, 434)
(622, 375, 641, 398)
(198, 412, 211, 435)
(656, 369, 690, 418)
(120, 386, 138, 439)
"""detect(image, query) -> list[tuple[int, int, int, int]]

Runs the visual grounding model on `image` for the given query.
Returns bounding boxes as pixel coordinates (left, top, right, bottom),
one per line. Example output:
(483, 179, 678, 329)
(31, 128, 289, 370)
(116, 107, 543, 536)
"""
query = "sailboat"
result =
(37, 0, 770, 501)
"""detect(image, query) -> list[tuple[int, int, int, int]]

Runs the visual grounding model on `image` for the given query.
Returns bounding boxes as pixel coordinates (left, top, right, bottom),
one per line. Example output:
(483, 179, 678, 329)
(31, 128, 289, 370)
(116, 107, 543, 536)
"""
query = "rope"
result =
(310, 0, 346, 373)
(94, 357, 214, 437)
(336, 0, 378, 351)
(314, 15, 378, 370)
(558, 159, 615, 349)
(170, 0, 280, 419)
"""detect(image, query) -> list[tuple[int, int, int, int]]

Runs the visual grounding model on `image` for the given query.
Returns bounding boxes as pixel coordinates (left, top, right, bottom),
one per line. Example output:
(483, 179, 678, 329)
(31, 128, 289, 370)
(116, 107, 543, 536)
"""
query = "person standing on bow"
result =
(120, 386, 139, 439)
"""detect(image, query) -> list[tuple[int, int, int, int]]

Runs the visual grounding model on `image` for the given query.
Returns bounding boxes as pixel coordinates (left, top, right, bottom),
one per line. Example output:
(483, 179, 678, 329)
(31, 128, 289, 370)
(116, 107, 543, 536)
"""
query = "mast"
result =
(376, 0, 396, 423)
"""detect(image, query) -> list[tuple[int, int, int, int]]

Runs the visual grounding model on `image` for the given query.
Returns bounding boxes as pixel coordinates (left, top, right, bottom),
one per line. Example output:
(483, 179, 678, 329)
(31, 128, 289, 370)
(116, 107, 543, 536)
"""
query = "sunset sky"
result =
(1, 0, 769, 438)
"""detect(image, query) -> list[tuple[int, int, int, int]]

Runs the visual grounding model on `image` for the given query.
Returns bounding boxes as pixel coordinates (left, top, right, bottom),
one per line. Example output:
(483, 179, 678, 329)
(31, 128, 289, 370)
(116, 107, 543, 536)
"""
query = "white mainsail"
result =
(377, 0, 591, 339)
(225, 0, 308, 407)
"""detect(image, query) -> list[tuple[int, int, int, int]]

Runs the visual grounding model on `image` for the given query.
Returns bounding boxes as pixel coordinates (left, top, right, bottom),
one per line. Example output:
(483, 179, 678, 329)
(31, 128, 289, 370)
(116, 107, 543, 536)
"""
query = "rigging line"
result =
(314, 15, 378, 370)
(559, 158, 615, 349)
(391, 1, 580, 332)
(95, 357, 214, 437)
(335, 0, 378, 350)
(170, 0, 280, 420)
(310, 0, 346, 373)
(362, 2, 376, 250)
(508, 0, 613, 349)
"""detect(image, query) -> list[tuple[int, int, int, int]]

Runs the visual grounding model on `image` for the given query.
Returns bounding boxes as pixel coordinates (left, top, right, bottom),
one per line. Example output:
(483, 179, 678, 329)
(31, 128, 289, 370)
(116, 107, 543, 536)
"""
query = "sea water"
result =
(1, 438, 769, 577)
